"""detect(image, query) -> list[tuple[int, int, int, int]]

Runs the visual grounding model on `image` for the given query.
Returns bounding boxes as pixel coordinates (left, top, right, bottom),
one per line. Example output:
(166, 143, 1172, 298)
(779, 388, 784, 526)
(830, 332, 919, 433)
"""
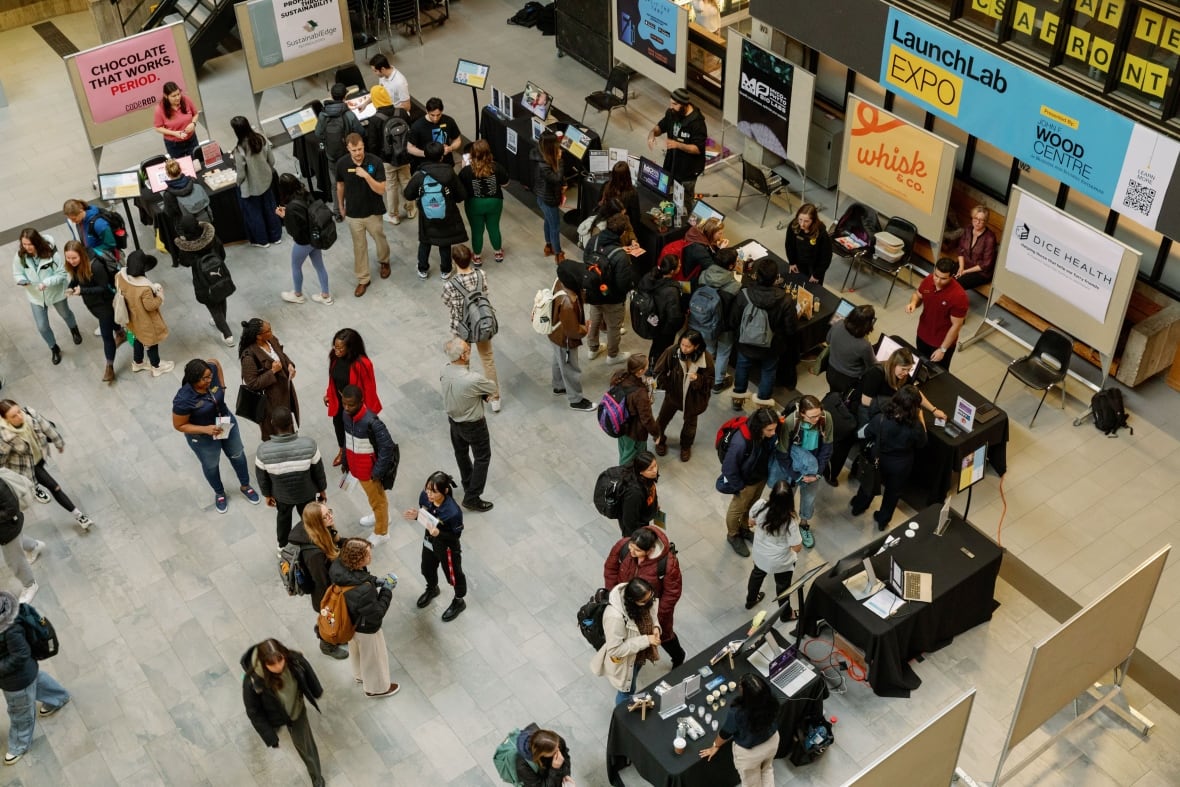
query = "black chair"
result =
(993, 328, 1073, 427)
(335, 65, 366, 97)
(581, 67, 633, 139)
(842, 216, 918, 308)
(736, 157, 787, 228)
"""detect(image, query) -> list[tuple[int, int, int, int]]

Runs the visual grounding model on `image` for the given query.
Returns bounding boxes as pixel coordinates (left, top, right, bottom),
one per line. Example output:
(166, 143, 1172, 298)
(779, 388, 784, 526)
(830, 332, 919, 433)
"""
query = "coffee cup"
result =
(673, 737, 686, 754)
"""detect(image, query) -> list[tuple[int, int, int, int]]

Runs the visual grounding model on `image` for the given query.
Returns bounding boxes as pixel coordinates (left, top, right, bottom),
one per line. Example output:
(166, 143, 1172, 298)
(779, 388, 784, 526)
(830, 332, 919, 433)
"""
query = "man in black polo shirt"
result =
(336, 133, 390, 297)
(647, 88, 707, 212)
(407, 97, 463, 171)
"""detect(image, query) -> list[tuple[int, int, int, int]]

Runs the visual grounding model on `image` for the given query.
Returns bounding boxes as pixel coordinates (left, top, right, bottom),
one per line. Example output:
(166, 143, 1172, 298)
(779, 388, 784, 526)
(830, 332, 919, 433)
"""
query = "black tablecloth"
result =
(799, 505, 1002, 697)
(137, 157, 247, 250)
(578, 176, 690, 279)
(479, 92, 602, 186)
(606, 625, 827, 787)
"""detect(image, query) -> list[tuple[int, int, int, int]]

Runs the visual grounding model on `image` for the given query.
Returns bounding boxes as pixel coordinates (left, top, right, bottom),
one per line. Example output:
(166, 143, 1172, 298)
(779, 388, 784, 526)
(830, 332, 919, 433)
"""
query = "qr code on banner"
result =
(1123, 179, 1157, 216)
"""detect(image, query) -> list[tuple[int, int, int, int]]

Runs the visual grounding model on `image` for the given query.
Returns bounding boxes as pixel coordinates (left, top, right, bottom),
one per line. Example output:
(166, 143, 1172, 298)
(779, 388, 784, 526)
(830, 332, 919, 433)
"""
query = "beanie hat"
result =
(670, 88, 691, 105)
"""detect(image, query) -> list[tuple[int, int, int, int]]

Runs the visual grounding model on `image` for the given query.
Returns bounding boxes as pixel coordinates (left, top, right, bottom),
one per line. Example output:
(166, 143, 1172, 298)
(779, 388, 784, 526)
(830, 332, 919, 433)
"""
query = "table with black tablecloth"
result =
(799, 504, 1002, 697)
(479, 92, 601, 185)
(606, 624, 827, 787)
(578, 176, 690, 278)
(137, 156, 247, 250)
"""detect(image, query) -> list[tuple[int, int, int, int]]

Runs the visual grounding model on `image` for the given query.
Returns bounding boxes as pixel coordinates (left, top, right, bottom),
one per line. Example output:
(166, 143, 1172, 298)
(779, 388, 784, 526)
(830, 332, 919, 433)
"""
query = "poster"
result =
(844, 97, 944, 216)
(1003, 193, 1123, 322)
(72, 27, 187, 124)
(736, 38, 792, 160)
(249, 0, 344, 67)
(1111, 125, 1180, 230)
(616, 0, 679, 73)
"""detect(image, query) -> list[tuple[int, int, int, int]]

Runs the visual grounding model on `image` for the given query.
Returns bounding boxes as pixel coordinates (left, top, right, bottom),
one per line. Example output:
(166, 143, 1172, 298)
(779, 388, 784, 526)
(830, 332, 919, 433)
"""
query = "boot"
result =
(70, 325, 83, 345)
(101, 363, 115, 383)
(319, 641, 348, 660)
(543, 242, 553, 257)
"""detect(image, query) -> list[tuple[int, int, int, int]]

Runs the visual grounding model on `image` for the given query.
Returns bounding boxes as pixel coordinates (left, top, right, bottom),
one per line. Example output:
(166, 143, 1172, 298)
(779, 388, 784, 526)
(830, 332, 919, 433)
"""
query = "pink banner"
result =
(73, 28, 187, 124)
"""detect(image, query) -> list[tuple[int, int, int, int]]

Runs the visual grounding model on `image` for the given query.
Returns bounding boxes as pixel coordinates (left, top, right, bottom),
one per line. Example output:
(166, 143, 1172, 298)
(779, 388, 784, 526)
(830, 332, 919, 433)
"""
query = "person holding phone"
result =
(153, 81, 200, 159)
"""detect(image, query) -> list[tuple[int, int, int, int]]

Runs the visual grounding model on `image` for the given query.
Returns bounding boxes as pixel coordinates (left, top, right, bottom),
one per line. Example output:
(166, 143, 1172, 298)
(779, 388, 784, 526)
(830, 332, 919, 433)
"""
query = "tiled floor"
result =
(0, 2, 1179, 784)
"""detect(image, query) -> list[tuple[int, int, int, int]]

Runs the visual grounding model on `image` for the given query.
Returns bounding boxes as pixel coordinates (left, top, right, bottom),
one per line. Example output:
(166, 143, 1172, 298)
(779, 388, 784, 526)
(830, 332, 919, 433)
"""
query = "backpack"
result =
(715, 416, 751, 464)
(367, 423, 401, 491)
(597, 383, 637, 438)
(86, 206, 129, 251)
(531, 282, 564, 335)
(629, 287, 659, 340)
(0, 467, 35, 511)
(452, 274, 499, 343)
(17, 603, 59, 661)
(1091, 388, 1132, 436)
(493, 727, 537, 785)
(576, 587, 610, 649)
(320, 112, 349, 160)
(306, 198, 338, 250)
(738, 290, 773, 347)
(687, 285, 722, 343)
(507, 0, 543, 26)
(660, 238, 689, 269)
(419, 173, 447, 220)
(112, 275, 131, 327)
(583, 237, 632, 304)
(278, 543, 315, 596)
(95, 250, 121, 279)
(175, 187, 211, 223)
(593, 465, 628, 518)
(616, 538, 675, 581)
(317, 585, 357, 644)
(380, 110, 411, 164)
(193, 251, 236, 303)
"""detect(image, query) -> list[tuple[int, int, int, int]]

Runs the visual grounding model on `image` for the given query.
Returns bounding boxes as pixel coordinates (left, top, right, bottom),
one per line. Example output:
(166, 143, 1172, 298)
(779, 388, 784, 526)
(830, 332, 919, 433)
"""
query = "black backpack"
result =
(576, 588, 609, 649)
(629, 287, 659, 340)
(320, 112, 349, 160)
(593, 465, 628, 518)
(381, 110, 411, 164)
(86, 206, 129, 251)
(582, 239, 632, 305)
(193, 251, 236, 303)
(367, 422, 401, 491)
(508, 0, 543, 26)
(1091, 388, 1132, 436)
(17, 603, 59, 661)
(306, 198, 338, 250)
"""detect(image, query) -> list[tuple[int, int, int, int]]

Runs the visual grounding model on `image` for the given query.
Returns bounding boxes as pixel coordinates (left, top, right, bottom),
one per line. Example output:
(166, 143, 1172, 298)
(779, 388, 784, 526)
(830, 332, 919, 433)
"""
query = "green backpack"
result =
(492, 728, 538, 785)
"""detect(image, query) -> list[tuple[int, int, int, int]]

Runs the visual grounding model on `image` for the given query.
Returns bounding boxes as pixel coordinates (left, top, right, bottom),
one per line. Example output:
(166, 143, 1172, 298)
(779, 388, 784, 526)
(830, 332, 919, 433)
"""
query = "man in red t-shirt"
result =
(906, 257, 968, 369)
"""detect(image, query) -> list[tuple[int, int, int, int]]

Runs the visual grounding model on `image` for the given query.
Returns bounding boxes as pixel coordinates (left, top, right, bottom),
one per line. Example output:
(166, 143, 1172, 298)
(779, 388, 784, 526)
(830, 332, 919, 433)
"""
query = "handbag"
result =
(234, 385, 267, 424)
(856, 441, 881, 496)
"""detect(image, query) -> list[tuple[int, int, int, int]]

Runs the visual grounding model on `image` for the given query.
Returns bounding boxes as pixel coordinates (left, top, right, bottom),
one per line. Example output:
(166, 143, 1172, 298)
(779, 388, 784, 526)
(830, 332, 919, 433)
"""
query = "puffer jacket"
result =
(327, 560, 392, 634)
(717, 422, 776, 493)
(240, 645, 322, 747)
(0, 598, 36, 692)
(254, 433, 326, 505)
(603, 525, 682, 640)
(531, 147, 563, 206)
(340, 404, 396, 482)
(589, 583, 660, 690)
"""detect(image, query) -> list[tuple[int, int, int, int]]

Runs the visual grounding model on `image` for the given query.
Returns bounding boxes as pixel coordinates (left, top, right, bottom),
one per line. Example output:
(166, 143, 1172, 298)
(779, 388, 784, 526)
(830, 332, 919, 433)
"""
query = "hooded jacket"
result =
(679, 226, 716, 282)
(68, 254, 116, 321)
(698, 261, 742, 318)
(115, 269, 168, 346)
(636, 271, 684, 340)
(584, 229, 634, 306)
(340, 404, 396, 482)
(513, 723, 572, 787)
(548, 264, 586, 349)
(602, 525, 682, 640)
(254, 432, 326, 505)
(589, 583, 660, 690)
(175, 222, 233, 304)
(239, 644, 322, 747)
(404, 162, 468, 246)
(327, 560, 392, 634)
(314, 100, 363, 159)
(161, 175, 213, 225)
(727, 281, 797, 361)
(717, 421, 776, 493)
(0, 592, 37, 692)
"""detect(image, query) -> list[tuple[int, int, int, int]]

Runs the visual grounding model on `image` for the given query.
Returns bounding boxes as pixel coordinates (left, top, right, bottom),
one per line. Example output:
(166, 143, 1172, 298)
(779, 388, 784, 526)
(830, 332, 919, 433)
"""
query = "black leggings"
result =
(34, 461, 74, 511)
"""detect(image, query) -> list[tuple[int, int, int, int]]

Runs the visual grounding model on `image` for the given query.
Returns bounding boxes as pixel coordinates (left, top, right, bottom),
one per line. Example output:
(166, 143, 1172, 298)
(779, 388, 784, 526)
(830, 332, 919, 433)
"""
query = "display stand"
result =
(452, 59, 490, 138)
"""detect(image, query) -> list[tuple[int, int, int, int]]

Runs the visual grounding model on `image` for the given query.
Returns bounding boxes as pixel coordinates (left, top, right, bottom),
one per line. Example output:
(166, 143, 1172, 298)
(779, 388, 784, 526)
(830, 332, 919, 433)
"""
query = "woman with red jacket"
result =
(323, 328, 381, 467)
(603, 524, 685, 667)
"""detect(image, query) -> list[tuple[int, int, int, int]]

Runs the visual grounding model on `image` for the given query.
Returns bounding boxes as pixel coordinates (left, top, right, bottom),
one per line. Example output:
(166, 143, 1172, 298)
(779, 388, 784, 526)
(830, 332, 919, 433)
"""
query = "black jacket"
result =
(287, 521, 340, 612)
(680, 240, 716, 283)
(404, 162, 469, 246)
(69, 258, 116, 321)
(327, 560, 392, 634)
(618, 469, 658, 537)
(240, 645, 322, 747)
(727, 282, 797, 361)
(282, 195, 314, 246)
(0, 481, 24, 547)
(638, 273, 684, 339)
(530, 147, 563, 206)
(584, 230, 634, 306)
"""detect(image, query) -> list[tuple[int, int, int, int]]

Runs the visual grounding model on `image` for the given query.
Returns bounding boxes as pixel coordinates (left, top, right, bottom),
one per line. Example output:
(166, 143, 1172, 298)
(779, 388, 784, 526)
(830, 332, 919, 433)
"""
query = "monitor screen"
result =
(834, 298, 855, 319)
(689, 199, 724, 226)
(98, 171, 141, 200)
(522, 82, 552, 121)
(559, 125, 591, 159)
(145, 156, 197, 193)
(875, 334, 903, 363)
(637, 157, 672, 198)
(281, 107, 317, 139)
(454, 59, 489, 90)
(199, 140, 223, 168)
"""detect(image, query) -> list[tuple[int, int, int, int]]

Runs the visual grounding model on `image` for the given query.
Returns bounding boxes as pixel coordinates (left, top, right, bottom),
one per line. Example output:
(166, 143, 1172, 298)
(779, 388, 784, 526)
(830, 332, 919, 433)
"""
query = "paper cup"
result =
(673, 737, 686, 754)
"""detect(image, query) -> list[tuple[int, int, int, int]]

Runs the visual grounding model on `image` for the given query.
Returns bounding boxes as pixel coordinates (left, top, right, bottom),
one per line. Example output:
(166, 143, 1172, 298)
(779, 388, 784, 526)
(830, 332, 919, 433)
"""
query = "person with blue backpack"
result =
(404, 141, 468, 280)
(767, 395, 832, 549)
(494, 723, 575, 786)
(717, 407, 779, 557)
(696, 247, 742, 394)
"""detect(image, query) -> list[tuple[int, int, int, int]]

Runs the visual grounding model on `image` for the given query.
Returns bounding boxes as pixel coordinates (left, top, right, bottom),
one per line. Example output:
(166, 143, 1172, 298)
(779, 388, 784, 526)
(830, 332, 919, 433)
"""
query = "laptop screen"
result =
(875, 334, 903, 362)
(689, 199, 724, 226)
(834, 298, 855, 319)
(637, 157, 672, 198)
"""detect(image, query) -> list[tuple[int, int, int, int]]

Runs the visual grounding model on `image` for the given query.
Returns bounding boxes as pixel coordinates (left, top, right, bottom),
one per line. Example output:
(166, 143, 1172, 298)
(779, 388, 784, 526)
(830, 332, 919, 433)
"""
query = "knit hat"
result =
(0, 591, 17, 630)
(370, 85, 392, 108)
(670, 88, 691, 105)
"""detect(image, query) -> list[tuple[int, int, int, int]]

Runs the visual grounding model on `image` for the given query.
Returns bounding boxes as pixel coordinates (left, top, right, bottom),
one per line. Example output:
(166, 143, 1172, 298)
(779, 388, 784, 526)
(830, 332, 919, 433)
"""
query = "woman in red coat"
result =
(603, 525, 685, 667)
(323, 328, 381, 467)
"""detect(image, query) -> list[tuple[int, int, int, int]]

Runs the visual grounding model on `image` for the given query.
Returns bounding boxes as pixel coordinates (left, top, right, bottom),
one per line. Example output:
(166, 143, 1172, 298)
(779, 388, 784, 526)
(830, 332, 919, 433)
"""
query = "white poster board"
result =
(843, 691, 975, 787)
(722, 33, 814, 167)
(611, 0, 689, 93)
(236, 0, 354, 95)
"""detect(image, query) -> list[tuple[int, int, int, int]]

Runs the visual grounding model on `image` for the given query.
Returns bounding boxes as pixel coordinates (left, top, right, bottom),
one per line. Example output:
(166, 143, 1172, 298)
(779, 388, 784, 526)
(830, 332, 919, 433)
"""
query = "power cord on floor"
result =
(802, 627, 868, 688)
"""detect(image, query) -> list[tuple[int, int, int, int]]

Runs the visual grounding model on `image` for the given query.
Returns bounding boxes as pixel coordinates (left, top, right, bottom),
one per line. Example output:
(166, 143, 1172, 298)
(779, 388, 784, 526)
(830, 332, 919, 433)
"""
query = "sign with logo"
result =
(616, 0, 679, 73)
(248, 0, 344, 66)
(72, 27, 187, 124)
(736, 39, 793, 161)
(1005, 191, 1123, 322)
(1111, 125, 1180, 230)
(881, 8, 1133, 207)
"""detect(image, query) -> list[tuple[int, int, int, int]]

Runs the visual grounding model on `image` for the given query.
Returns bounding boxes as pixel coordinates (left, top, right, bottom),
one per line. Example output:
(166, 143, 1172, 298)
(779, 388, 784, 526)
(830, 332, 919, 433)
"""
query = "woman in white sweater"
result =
(745, 481, 803, 614)
(591, 578, 661, 705)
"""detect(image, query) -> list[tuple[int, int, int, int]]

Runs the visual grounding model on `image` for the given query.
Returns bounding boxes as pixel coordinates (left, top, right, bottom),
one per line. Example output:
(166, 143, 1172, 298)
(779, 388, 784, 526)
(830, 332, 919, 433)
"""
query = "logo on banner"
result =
(846, 101, 940, 214)
(739, 74, 788, 117)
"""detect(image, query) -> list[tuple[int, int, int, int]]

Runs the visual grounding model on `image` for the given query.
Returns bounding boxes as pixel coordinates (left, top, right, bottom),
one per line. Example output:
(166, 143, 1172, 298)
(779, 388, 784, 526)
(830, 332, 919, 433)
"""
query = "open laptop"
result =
(757, 643, 819, 698)
(890, 556, 933, 603)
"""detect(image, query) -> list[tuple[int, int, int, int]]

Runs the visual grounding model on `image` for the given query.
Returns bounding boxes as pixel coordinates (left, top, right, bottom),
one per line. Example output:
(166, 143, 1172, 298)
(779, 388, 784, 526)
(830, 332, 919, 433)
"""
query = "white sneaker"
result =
(367, 532, 390, 546)
(25, 540, 45, 564)
(606, 352, 631, 366)
(75, 513, 93, 531)
(131, 361, 150, 373)
(93, 326, 101, 336)
(19, 583, 38, 604)
(152, 361, 175, 377)
(208, 318, 216, 328)
(587, 347, 604, 360)
(281, 291, 306, 304)
(384, 213, 400, 225)
(359, 514, 376, 527)
(223, 335, 236, 347)
(490, 398, 502, 413)
(311, 293, 334, 305)
(440, 271, 453, 281)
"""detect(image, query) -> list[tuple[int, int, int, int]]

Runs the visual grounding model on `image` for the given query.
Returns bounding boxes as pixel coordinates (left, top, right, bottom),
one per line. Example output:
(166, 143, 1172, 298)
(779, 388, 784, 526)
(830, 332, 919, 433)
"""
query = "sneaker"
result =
(552, 388, 566, 396)
(18, 583, 38, 604)
(151, 361, 175, 377)
(367, 532, 390, 546)
(359, 514, 376, 527)
(441, 598, 466, 622)
(416, 585, 441, 608)
(384, 213, 400, 225)
(461, 497, 494, 512)
(727, 535, 750, 557)
(440, 270, 453, 281)
(223, 335, 235, 347)
(75, 513, 93, 531)
(417, 269, 429, 280)
(569, 399, 596, 412)
(131, 361, 151, 373)
(25, 540, 45, 564)
(38, 697, 69, 717)
(33, 487, 51, 505)
(332, 211, 344, 223)
(606, 352, 631, 366)
(406, 209, 417, 220)
(731, 397, 745, 412)
(471, 254, 481, 266)
(214, 495, 228, 514)
(800, 524, 815, 549)
(271, 238, 283, 246)
(250, 242, 270, 248)
(740, 529, 755, 542)
(4, 753, 21, 766)
(93, 326, 102, 336)
(310, 293, 334, 305)
(494, 250, 504, 263)
(319, 641, 349, 660)
(240, 486, 261, 505)
(281, 291, 306, 304)
(712, 375, 733, 394)
(586, 346, 604, 360)
(365, 683, 400, 698)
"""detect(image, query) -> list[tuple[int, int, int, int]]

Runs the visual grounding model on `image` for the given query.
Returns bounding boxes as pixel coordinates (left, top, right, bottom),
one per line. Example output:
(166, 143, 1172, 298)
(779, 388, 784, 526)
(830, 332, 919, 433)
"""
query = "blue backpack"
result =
(420, 174, 446, 220)
(687, 285, 722, 343)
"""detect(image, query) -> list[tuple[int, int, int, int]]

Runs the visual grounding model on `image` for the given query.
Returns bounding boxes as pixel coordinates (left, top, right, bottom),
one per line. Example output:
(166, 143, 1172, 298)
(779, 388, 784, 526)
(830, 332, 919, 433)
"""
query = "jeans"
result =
(614, 663, 640, 705)
(1, 534, 38, 587)
(465, 197, 504, 255)
(185, 418, 251, 496)
(164, 136, 198, 159)
(33, 461, 74, 512)
(382, 163, 413, 217)
(237, 188, 282, 245)
(747, 567, 794, 610)
(449, 418, 491, 501)
(132, 340, 161, 367)
(551, 344, 583, 403)
(537, 199, 562, 254)
(97, 313, 118, 363)
(734, 352, 779, 400)
(417, 243, 452, 274)
(29, 300, 77, 348)
(585, 301, 625, 357)
(345, 214, 390, 284)
(291, 242, 330, 296)
(706, 331, 734, 385)
(4, 671, 70, 756)
(206, 299, 231, 339)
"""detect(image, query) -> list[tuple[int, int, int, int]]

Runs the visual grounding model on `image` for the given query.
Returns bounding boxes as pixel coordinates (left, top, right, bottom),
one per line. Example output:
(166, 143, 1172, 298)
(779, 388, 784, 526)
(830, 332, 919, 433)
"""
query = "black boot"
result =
(51, 345, 61, 365)
(319, 641, 348, 660)
(441, 598, 466, 622)
(70, 325, 82, 345)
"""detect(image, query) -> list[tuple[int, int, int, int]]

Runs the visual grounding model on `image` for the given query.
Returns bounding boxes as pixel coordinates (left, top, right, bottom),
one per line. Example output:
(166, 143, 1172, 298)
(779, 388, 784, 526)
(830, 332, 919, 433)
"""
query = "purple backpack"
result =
(597, 384, 636, 438)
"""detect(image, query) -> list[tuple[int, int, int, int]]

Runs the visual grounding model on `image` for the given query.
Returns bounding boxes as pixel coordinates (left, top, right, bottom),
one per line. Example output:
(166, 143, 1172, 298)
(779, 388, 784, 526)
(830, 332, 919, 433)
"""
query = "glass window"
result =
(1113, 6, 1178, 111)
(1058, 0, 1122, 85)
(931, 117, 970, 173)
(967, 138, 1014, 194)
(1016, 160, 1063, 204)
(1008, 0, 1066, 63)
(1113, 212, 1164, 279)
(959, 0, 1005, 39)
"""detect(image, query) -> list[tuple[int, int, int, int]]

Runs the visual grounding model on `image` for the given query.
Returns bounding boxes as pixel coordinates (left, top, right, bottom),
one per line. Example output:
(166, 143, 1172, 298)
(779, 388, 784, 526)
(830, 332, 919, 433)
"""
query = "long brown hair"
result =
(469, 138, 496, 179)
(882, 347, 915, 393)
(256, 638, 293, 694)
(539, 132, 561, 172)
(791, 203, 821, 239)
(301, 504, 339, 560)
(18, 229, 53, 261)
(529, 729, 562, 766)
(601, 161, 636, 205)
(63, 240, 93, 283)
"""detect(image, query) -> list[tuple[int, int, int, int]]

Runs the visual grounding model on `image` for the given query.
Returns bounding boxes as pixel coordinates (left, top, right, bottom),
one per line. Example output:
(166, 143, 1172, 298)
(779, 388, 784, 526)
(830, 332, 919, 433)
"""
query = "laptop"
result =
(842, 557, 884, 600)
(834, 298, 855, 320)
(890, 557, 933, 603)
(756, 644, 819, 698)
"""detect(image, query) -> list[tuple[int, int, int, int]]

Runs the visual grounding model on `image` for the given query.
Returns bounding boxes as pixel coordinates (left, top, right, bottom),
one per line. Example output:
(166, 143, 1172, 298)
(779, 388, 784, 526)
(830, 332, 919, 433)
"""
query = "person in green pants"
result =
(458, 139, 509, 266)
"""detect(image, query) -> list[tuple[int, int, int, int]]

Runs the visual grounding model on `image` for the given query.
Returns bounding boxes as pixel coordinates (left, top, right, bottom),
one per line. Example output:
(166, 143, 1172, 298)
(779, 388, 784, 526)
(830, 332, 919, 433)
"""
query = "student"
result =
(718, 407, 779, 557)
(532, 131, 565, 262)
(335, 133, 390, 297)
(0, 591, 71, 765)
(403, 141, 468, 280)
(402, 471, 467, 622)
(0, 399, 95, 534)
(240, 638, 325, 787)
(161, 159, 213, 228)
(254, 406, 326, 548)
(550, 261, 596, 412)
(13, 228, 80, 366)
(239, 318, 300, 442)
(62, 199, 118, 259)
(324, 330, 382, 468)
(636, 254, 685, 364)
(698, 247, 741, 393)
(699, 673, 781, 787)
(591, 578, 660, 705)
(365, 86, 415, 224)
(287, 503, 347, 659)
(615, 451, 660, 538)
(608, 354, 661, 465)
(64, 241, 122, 382)
(340, 385, 396, 546)
(768, 395, 832, 548)
(727, 258, 797, 409)
(850, 385, 928, 530)
(508, 724, 576, 787)
(230, 115, 283, 247)
(316, 83, 363, 219)
(0, 469, 44, 606)
(603, 524, 685, 667)
(275, 173, 333, 306)
(652, 330, 714, 463)
(458, 140, 508, 264)
(745, 481, 803, 613)
(824, 304, 876, 395)
(327, 538, 398, 698)
(173, 214, 236, 346)
(442, 247, 500, 411)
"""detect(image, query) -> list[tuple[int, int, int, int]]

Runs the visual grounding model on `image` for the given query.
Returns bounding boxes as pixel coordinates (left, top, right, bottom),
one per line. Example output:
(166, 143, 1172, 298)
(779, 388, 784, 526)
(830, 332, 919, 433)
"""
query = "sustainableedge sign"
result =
(236, 0, 354, 96)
